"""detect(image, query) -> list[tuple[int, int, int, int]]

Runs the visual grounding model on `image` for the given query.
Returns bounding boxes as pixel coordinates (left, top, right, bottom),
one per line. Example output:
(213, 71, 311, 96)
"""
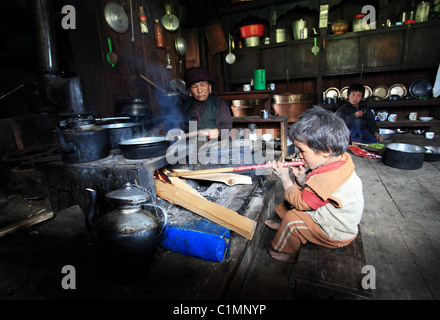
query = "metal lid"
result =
(105, 182, 148, 204)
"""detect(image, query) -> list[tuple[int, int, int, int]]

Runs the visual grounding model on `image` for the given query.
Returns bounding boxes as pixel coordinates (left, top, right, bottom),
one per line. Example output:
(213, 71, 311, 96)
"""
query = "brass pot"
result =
(271, 93, 312, 122)
(231, 105, 265, 117)
(272, 93, 312, 104)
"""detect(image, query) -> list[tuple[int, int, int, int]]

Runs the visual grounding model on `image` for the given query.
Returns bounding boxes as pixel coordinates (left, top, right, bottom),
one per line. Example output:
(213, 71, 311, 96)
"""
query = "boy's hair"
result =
(347, 83, 365, 97)
(289, 106, 350, 156)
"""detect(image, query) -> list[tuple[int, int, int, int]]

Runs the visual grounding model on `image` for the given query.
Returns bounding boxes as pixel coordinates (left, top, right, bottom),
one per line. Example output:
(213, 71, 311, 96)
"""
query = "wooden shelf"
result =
(377, 120, 440, 128)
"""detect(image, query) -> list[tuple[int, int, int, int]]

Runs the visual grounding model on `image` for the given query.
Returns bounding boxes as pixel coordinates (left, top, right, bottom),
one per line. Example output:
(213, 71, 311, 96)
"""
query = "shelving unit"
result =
(217, 0, 440, 133)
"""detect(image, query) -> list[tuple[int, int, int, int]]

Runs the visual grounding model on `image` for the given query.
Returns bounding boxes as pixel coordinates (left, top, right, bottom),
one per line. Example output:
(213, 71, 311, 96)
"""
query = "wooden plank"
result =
(0, 211, 54, 238)
(294, 230, 371, 300)
(155, 180, 257, 240)
(396, 218, 440, 299)
(369, 160, 440, 221)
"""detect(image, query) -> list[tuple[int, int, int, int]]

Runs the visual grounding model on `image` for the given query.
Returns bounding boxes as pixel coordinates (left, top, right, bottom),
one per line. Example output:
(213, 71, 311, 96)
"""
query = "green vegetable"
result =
(367, 143, 385, 149)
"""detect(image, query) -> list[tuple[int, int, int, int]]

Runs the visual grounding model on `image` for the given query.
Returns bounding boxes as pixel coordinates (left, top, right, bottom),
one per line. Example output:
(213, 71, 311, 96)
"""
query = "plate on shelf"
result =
(372, 85, 389, 100)
(325, 87, 340, 99)
(409, 79, 432, 98)
(419, 117, 434, 121)
(388, 84, 407, 98)
(364, 85, 372, 99)
(340, 86, 349, 100)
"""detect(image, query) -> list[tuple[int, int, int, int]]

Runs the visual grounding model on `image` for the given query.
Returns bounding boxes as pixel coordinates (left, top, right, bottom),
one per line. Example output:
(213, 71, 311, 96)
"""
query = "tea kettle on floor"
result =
(86, 183, 167, 275)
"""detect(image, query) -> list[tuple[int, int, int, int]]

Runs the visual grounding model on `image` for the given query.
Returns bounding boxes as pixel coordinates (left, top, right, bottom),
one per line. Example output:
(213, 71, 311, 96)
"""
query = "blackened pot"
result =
(55, 125, 110, 163)
(383, 143, 426, 170)
(99, 122, 142, 150)
(119, 137, 170, 159)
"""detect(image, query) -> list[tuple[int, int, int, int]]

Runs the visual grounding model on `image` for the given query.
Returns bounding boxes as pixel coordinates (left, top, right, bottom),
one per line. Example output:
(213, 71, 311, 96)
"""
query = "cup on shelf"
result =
(425, 132, 435, 139)
(378, 111, 388, 121)
(243, 84, 251, 91)
(409, 112, 417, 120)
(388, 114, 397, 122)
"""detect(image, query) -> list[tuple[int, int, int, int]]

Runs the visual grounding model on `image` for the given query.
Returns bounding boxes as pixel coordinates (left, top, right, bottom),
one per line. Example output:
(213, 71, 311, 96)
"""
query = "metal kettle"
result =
(86, 183, 167, 273)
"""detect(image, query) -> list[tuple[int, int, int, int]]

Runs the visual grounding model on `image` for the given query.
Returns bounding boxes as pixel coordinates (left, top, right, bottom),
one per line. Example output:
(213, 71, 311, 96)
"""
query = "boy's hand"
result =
(354, 110, 363, 118)
(270, 160, 290, 181)
(291, 165, 306, 186)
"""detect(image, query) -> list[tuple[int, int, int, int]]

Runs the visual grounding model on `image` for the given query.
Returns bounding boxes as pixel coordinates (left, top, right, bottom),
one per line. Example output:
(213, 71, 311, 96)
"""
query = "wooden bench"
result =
(290, 229, 372, 300)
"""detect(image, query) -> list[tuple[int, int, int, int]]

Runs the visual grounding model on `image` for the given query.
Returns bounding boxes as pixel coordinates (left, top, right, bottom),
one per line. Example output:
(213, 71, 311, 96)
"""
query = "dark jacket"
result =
(335, 102, 379, 134)
(183, 95, 232, 132)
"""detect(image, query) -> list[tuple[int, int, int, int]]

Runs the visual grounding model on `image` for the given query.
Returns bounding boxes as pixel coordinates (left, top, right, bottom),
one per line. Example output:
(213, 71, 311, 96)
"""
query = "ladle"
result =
(311, 37, 320, 56)
(175, 36, 187, 74)
(139, 74, 167, 93)
(106, 37, 117, 67)
(225, 34, 236, 64)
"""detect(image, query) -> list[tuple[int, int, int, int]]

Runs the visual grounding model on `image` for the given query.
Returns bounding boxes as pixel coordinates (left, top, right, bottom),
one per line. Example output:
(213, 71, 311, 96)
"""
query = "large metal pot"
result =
(119, 137, 170, 159)
(383, 143, 426, 170)
(120, 98, 151, 117)
(99, 122, 142, 150)
(55, 125, 110, 163)
(272, 93, 312, 122)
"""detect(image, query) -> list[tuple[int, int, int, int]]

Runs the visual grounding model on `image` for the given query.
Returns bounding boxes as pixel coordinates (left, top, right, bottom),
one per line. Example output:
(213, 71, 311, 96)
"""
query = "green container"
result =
(253, 69, 266, 90)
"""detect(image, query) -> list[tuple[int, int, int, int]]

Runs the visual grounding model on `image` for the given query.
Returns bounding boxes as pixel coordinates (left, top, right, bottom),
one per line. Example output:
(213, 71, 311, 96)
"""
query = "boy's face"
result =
(294, 140, 332, 170)
(348, 90, 363, 106)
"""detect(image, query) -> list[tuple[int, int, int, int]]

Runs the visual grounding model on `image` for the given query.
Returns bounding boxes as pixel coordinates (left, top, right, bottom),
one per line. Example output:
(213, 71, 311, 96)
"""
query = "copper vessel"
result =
(272, 93, 312, 122)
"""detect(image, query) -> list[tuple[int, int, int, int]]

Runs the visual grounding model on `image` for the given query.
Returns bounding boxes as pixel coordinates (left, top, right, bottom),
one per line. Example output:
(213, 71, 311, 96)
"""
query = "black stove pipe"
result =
(27, 0, 84, 114)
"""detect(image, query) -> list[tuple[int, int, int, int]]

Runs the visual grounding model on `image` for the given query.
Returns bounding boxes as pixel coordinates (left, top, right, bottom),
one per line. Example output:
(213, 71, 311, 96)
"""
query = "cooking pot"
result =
(55, 125, 110, 163)
(120, 98, 151, 117)
(99, 122, 142, 150)
(272, 93, 312, 122)
(383, 143, 426, 170)
(424, 146, 440, 162)
(119, 136, 170, 159)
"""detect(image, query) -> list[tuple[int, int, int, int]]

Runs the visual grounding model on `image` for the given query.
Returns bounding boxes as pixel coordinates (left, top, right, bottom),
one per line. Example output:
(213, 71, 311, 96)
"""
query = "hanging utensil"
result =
(104, 2, 129, 33)
(139, 74, 167, 93)
(106, 37, 117, 67)
(311, 37, 319, 55)
(161, 4, 179, 31)
(225, 34, 236, 64)
(129, 0, 135, 42)
(175, 36, 187, 74)
(166, 46, 172, 70)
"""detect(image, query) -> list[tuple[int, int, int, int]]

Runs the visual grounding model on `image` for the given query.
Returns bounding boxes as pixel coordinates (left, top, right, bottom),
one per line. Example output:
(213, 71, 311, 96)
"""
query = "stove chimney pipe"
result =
(27, 0, 84, 113)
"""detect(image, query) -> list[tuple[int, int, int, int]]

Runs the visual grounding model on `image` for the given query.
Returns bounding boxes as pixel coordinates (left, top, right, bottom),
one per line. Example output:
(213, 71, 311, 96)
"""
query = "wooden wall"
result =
(65, 0, 190, 118)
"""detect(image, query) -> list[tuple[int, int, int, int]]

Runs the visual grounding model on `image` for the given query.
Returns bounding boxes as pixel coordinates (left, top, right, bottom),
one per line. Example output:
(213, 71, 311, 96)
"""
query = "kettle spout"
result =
(55, 127, 76, 154)
(85, 188, 97, 232)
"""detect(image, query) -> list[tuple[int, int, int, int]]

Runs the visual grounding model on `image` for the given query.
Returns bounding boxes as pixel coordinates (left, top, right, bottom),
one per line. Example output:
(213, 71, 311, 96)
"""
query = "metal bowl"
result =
(424, 146, 440, 162)
(119, 137, 170, 159)
(379, 128, 395, 139)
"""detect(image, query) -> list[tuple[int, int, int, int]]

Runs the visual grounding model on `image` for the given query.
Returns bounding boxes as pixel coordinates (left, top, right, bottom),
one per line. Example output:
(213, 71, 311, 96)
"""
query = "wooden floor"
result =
(238, 132, 440, 300)
(0, 132, 439, 300)
(353, 136, 440, 300)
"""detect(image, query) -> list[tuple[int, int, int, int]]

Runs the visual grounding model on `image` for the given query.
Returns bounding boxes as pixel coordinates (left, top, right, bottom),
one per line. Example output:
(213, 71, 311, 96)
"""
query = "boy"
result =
(335, 83, 383, 144)
(266, 106, 364, 263)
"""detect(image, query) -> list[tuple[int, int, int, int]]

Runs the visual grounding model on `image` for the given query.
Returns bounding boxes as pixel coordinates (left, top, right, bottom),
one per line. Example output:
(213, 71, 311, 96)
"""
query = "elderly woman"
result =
(182, 66, 232, 139)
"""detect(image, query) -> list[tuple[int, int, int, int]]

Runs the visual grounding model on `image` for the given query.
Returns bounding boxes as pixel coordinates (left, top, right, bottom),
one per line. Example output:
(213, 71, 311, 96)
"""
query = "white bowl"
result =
(419, 117, 434, 121)
(379, 128, 395, 139)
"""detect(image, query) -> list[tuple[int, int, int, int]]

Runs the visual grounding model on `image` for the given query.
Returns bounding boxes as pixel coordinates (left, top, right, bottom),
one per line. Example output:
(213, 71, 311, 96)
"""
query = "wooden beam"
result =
(155, 180, 257, 240)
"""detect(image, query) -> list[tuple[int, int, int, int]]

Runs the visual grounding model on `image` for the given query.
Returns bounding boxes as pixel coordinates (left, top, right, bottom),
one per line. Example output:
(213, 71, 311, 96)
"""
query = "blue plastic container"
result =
(159, 219, 231, 262)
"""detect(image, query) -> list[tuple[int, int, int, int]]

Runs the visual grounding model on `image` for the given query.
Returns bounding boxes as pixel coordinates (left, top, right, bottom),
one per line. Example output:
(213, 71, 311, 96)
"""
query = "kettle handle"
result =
(142, 203, 168, 236)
